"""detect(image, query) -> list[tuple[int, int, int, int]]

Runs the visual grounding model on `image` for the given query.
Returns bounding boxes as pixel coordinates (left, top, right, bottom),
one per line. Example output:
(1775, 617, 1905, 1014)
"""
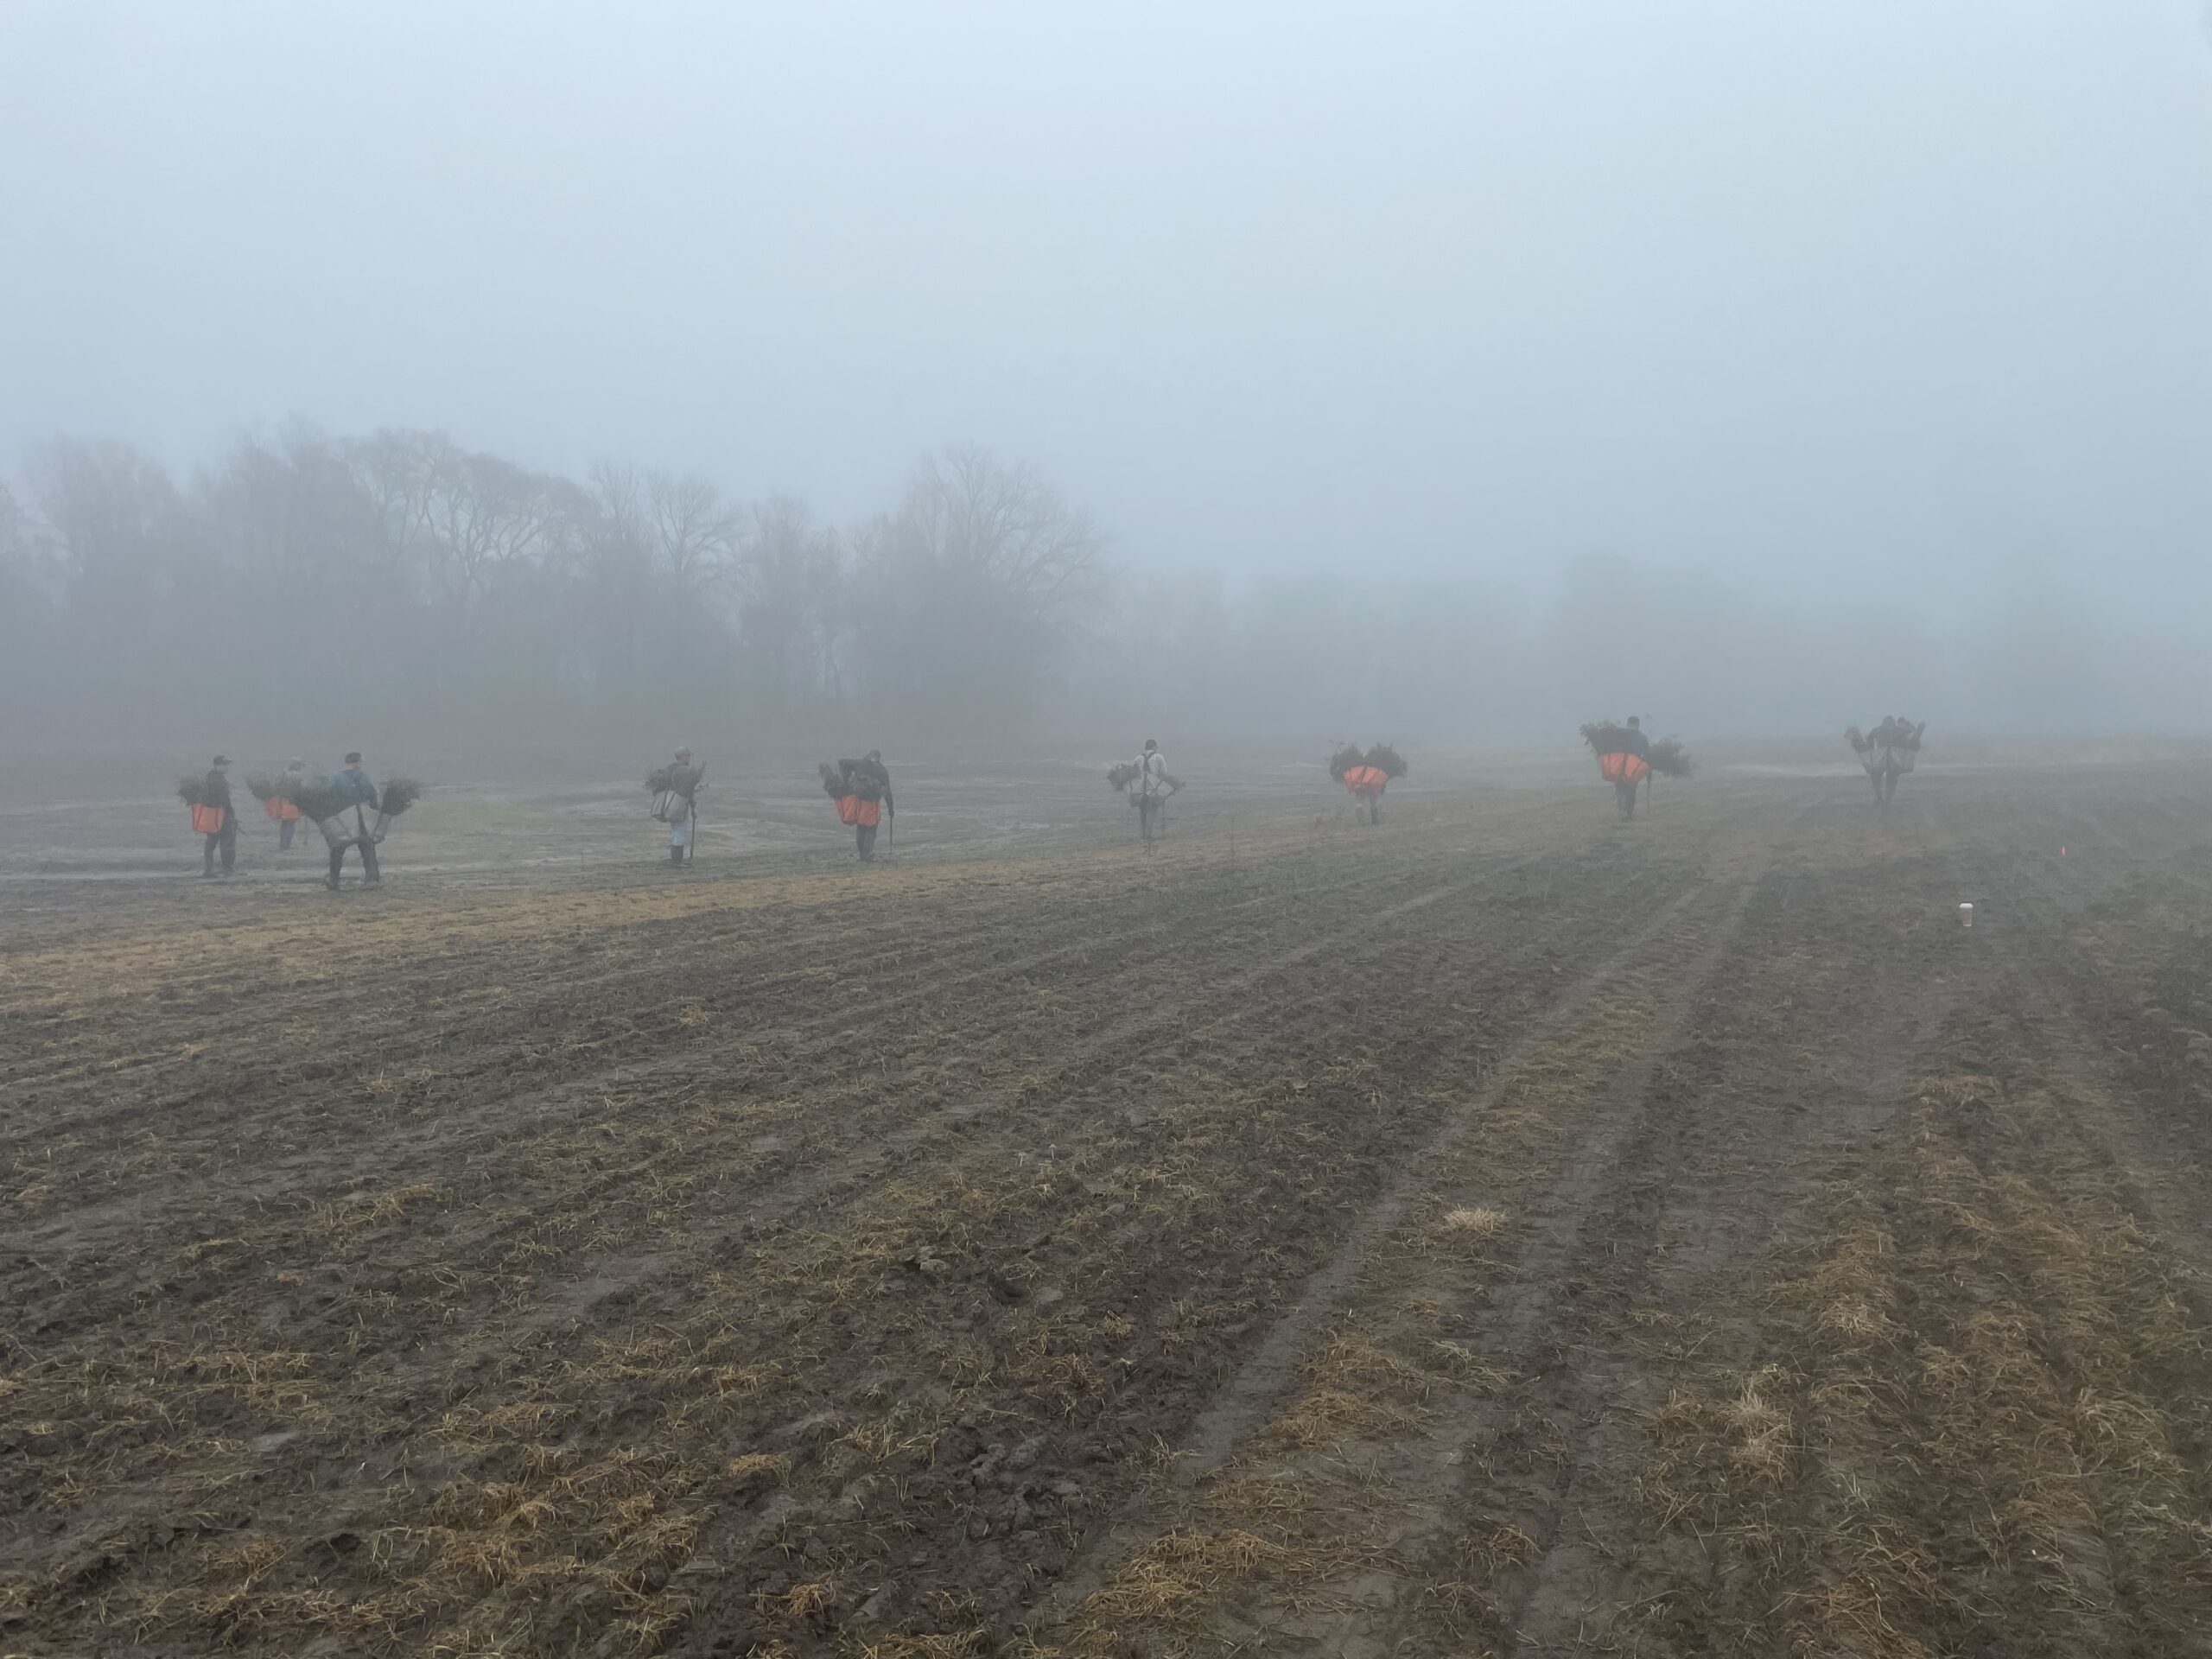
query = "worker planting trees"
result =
(180, 754, 237, 878)
(647, 747, 706, 864)
(1330, 742, 1405, 824)
(1847, 715, 1925, 804)
(822, 751, 893, 860)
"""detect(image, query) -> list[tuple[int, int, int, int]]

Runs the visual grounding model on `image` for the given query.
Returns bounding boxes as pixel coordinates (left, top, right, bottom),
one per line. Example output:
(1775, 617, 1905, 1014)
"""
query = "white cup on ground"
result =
(1959, 903, 1974, 928)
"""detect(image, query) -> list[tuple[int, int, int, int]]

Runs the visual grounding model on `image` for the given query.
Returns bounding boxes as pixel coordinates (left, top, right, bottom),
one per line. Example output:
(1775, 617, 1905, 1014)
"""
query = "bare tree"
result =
(645, 472, 741, 596)
(903, 444, 1104, 613)
(739, 495, 845, 719)
(853, 446, 1104, 730)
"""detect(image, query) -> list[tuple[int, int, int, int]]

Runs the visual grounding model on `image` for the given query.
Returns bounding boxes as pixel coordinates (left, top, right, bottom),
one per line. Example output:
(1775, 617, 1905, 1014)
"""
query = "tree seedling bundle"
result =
(645, 763, 705, 798)
(1363, 742, 1408, 779)
(281, 779, 352, 823)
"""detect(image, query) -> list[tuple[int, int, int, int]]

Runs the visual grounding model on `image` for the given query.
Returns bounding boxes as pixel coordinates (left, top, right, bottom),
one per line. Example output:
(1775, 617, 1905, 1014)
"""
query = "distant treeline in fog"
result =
(2, 426, 2197, 752)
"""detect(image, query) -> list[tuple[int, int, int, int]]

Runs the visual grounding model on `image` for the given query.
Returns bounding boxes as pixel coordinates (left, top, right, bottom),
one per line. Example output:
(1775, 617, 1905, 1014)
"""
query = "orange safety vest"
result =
(1342, 766, 1388, 796)
(1598, 752, 1651, 785)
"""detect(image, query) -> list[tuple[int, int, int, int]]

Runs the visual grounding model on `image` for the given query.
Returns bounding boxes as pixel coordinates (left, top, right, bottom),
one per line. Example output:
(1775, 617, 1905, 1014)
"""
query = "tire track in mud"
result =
(1491, 836, 1980, 1655)
(2, 821, 1485, 1148)
(1018, 868, 1747, 1640)
(1431, 790, 2141, 1655)
(1, 831, 1485, 1259)
(1504, 785, 2212, 1659)
(9, 826, 1660, 1654)
(412, 848, 1567, 1346)
(1947, 804, 2212, 1299)
(2, 839, 1581, 1361)
(0, 791, 1771, 1657)
(651, 842, 1728, 1654)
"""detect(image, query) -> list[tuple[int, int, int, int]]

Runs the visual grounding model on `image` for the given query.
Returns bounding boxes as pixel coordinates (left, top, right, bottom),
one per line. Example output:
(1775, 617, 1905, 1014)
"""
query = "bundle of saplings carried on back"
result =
(372, 777, 423, 839)
(176, 773, 226, 835)
(245, 771, 304, 821)
(277, 777, 364, 847)
(1332, 742, 1400, 804)
(646, 762, 705, 823)
(1107, 761, 1141, 792)
(1580, 721, 1637, 758)
(816, 760, 882, 802)
(1646, 739, 1694, 778)
(1845, 725, 1871, 757)
(277, 776, 346, 821)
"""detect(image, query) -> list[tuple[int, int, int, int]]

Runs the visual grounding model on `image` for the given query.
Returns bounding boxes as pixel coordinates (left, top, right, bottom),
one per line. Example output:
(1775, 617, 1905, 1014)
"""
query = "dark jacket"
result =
(203, 768, 233, 812)
(1621, 728, 1649, 758)
(330, 767, 380, 810)
(839, 758, 892, 813)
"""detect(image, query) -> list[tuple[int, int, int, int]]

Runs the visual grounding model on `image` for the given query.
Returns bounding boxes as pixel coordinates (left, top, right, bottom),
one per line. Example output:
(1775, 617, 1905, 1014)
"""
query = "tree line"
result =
(3, 423, 2188, 756)
(0, 429, 1104, 751)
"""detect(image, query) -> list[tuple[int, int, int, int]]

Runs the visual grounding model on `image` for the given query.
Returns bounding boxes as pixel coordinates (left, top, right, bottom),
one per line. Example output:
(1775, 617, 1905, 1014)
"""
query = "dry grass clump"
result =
(725, 1452, 790, 1486)
(1084, 1529, 1299, 1624)
(1439, 1205, 1507, 1241)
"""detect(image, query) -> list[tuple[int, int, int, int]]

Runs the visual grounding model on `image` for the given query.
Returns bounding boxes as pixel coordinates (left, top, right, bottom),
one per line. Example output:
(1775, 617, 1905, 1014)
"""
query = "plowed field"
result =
(5, 760, 2210, 1656)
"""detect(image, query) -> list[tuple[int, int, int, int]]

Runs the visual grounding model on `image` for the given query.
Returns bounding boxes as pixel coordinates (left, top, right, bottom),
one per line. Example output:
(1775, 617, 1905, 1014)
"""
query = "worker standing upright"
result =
(1135, 739, 1170, 843)
(326, 752, 382, 891)
(275, 757, 308, 850)
(1616, 717, 1649, 820)
(666, 747, 702, 865)
(200, 754, 237, 879)
(836, 751, 893, 861)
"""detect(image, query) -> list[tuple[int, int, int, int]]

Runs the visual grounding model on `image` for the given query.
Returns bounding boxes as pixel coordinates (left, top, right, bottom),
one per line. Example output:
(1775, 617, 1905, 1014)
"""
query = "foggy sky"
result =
(5, 1, 2209, 613)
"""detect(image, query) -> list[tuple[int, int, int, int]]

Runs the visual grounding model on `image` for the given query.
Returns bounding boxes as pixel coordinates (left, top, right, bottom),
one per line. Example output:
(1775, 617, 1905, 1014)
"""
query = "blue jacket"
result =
(330, 768, 380, 809)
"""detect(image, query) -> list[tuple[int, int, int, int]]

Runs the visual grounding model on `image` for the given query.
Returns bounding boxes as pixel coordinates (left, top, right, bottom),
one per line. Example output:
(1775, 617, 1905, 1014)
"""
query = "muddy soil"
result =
(3, 759, 2209, 1656)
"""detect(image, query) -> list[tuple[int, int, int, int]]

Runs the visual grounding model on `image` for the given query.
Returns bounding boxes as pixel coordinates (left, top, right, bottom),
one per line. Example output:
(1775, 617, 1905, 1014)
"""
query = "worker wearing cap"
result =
(200, 754, 237, 879)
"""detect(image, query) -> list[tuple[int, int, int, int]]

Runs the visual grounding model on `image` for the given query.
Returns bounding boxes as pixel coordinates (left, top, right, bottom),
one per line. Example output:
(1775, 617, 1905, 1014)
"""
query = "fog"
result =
(5, 2, 2209, 753)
